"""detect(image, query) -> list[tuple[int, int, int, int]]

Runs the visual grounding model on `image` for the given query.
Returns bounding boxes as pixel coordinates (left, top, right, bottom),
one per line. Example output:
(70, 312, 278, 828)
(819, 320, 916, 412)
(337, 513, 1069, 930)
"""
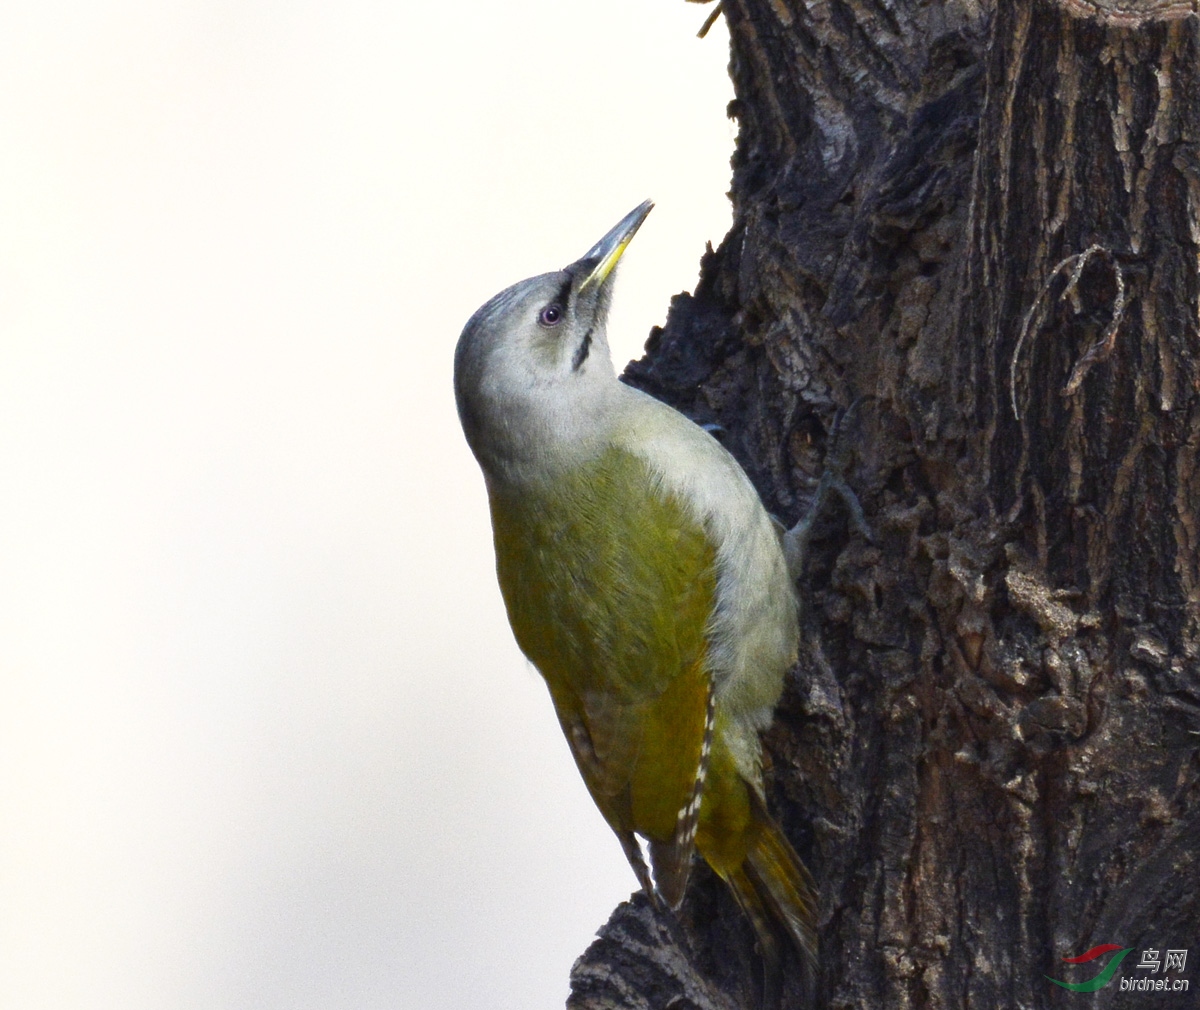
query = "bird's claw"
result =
(781, 400, 873, 581)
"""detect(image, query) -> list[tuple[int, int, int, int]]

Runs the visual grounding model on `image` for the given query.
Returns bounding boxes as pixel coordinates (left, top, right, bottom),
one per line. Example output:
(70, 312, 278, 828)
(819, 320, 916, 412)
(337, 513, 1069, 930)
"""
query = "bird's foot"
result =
(781, 400, 873, 582)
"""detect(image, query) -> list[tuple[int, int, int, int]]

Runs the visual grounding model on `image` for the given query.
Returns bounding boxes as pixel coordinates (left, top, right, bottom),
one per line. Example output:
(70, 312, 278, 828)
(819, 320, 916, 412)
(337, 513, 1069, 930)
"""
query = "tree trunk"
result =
(569, 2, 1200, 1007)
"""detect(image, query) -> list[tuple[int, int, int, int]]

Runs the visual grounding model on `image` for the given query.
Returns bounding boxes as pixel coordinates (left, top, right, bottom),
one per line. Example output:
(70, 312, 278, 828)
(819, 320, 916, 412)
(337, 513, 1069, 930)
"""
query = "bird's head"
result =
(454, 200, 653, 480)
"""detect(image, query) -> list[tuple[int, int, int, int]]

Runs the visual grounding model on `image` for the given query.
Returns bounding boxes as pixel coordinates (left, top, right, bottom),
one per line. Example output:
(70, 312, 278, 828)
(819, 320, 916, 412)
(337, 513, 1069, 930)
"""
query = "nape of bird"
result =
(454, 201, 818, 992)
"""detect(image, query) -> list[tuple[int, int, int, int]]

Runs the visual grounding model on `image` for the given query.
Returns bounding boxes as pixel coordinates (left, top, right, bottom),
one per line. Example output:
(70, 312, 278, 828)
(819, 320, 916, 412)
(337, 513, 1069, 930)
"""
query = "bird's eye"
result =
(539, 304, 563, 327)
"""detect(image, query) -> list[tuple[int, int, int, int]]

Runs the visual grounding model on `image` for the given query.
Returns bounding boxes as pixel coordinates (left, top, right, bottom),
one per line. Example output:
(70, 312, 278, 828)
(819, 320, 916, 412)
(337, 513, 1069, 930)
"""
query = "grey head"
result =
(454, 200, 653, 482)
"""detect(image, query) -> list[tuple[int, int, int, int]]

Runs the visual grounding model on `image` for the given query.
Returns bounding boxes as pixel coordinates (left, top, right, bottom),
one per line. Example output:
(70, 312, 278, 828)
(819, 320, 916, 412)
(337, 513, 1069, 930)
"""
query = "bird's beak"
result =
(575, 199, 654, 293)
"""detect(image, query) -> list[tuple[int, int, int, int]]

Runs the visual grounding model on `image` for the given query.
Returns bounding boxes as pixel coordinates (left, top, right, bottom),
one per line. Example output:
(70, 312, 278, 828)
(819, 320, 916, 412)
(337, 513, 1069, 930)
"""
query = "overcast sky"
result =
(0, 3, 734, 1008)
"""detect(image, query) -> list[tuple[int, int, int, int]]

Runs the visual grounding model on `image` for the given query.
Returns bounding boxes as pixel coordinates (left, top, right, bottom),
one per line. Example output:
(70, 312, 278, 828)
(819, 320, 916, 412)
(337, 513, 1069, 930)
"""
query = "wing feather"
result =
(489, 447, 716, 896)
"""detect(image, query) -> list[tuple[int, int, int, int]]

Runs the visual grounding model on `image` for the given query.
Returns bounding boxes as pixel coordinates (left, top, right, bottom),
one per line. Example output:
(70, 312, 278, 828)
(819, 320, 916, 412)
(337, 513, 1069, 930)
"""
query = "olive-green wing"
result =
(489, 447, 716, 901)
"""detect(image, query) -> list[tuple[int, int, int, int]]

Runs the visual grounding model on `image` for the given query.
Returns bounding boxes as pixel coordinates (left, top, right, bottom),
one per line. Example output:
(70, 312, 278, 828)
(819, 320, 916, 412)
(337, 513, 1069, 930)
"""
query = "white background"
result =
(0, 3, 734, 1008)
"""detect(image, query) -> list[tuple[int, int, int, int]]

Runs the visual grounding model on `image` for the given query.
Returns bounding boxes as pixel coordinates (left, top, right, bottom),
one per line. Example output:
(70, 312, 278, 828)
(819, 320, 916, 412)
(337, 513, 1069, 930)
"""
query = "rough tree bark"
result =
(568, 1, 1200, 1008)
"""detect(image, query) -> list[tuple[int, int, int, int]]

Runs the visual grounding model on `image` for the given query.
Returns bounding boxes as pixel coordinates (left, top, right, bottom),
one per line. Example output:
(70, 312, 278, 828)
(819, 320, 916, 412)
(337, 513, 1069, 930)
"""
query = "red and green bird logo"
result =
(1046, 944, 1135, 992)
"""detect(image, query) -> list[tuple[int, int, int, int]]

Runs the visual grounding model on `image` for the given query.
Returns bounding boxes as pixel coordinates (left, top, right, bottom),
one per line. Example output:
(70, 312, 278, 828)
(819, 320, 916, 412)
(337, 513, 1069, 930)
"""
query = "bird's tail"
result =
(726, 789, 818, 968)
